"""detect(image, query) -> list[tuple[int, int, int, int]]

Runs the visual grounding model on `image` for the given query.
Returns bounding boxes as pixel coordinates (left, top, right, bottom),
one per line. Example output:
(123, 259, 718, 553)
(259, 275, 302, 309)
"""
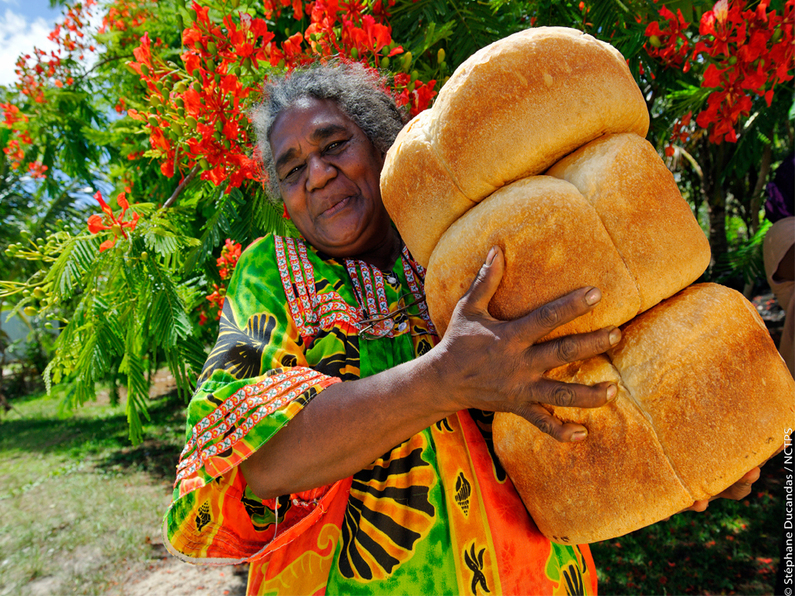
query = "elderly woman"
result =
(164, 62, 758, 595)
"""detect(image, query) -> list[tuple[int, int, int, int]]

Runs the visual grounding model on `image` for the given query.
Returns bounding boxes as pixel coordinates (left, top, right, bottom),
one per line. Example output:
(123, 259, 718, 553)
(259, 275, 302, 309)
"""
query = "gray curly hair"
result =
(251, 61, 408, 201)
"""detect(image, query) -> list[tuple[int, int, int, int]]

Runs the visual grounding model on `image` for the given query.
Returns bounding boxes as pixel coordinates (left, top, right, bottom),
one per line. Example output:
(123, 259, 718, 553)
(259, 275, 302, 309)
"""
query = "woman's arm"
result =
(242, 246, 621, 499)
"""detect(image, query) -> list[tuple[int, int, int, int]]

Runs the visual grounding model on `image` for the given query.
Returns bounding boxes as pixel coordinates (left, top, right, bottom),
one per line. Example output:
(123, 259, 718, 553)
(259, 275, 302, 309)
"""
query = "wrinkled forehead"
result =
(270, 97, 358, 147)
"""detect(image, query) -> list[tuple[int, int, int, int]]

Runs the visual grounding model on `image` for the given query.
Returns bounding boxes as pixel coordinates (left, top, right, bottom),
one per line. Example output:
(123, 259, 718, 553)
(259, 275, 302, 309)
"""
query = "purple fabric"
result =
(765, 152, 794, 223)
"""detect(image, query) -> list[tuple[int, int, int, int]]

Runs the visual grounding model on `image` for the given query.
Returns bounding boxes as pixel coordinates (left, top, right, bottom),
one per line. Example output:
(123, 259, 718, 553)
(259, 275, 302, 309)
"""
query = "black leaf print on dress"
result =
(198, 301, 277, 384)
(464, 543, 490, 594)
(338, 438, 435, 582)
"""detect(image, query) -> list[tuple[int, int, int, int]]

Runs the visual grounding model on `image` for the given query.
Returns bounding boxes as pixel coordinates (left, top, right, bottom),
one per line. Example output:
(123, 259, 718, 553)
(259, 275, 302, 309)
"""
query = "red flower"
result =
(644, 6, 691, 67)
(87, 190, 140, 251)
(99, 238, 117, 252)
(27, 161, 48, 179)
(282, 32, 304, 59)
(87, 214, 106, 234)
(132, 32, 152, 68)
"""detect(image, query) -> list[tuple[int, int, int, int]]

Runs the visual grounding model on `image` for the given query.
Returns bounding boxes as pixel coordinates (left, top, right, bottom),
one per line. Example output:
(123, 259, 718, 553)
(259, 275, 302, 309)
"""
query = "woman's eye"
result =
(324, 139, 347, 153)
(284, 164, 304, 181)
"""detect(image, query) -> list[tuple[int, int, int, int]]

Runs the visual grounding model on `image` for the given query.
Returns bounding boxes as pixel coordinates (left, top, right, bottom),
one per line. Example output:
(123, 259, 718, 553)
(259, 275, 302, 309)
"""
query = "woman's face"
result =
(269, 96, 392, 259)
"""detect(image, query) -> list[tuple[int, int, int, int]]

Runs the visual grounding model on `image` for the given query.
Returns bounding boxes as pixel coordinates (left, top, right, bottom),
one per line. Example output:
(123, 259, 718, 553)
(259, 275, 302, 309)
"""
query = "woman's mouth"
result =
(322, 195, 353, 217)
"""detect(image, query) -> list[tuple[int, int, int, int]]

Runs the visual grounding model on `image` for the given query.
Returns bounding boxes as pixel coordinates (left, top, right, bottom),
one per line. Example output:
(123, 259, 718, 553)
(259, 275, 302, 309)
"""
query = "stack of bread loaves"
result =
(380, 27, 795, 544)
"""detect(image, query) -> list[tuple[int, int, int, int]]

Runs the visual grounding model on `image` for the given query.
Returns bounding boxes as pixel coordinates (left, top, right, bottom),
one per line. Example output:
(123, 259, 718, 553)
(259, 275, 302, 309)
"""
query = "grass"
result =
(0, 383, 789, 595)
(590, 452, 787, 595)
(0, 386, 187, 596)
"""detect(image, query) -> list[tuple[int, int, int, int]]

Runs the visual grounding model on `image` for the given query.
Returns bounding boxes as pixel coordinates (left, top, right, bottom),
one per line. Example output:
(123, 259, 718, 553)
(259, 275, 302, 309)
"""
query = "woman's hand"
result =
(432, 245, 621, 443)
(680, 442, 784, 514)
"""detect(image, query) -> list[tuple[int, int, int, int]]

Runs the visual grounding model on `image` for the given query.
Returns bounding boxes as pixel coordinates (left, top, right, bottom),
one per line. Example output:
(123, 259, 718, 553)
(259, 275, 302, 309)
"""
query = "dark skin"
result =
(242, 96, 762, 509)
(774, 244, 795, 283)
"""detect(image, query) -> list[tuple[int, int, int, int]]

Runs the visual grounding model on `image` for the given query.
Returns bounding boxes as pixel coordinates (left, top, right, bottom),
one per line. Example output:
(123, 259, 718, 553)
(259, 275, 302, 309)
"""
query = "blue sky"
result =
(0, 0, 69, 87)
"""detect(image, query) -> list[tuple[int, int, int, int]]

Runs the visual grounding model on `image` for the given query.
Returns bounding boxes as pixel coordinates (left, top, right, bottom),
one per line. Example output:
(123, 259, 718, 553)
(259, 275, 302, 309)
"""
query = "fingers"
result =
(528, 379, 617, 410)
(513, 402, 590, 443)
(511, 286, 605, 343)
(687, 500, 710, 513)
(530, 326, 622, 370)
(457, 246, 504, 318)
(513, 381, 617, 443)
(714, 467, 760, 501)
(680, 466, 762, 514)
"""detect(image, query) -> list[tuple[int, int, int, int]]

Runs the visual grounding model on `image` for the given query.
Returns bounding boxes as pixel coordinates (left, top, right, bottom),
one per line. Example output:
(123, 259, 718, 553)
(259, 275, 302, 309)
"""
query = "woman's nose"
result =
(306, 154, 336, 191)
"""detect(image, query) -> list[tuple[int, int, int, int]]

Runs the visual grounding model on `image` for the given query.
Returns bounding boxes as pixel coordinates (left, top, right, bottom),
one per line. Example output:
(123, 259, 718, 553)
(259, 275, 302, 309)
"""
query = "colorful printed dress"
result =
(163, 234, 598, 596)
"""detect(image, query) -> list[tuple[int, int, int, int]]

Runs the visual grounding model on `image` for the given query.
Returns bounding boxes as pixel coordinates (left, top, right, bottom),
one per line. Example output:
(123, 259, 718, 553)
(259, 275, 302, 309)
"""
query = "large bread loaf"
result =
(381, 27, 649, 267)
(492, 283, 795, 545)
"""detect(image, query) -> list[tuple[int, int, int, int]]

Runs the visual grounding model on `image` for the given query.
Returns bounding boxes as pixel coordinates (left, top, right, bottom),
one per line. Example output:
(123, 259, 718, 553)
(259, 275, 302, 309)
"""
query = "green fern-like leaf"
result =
(144, 227, 181, 256)
(47, 235, 101, 298)
(123, 348, 151, 445)
(184, 189, 239, 273)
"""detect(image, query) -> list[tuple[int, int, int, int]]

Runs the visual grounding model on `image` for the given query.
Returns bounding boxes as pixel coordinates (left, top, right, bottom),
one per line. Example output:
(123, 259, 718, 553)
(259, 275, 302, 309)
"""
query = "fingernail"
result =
(606, 384, 617, 400)
(608, 328, 621, 345)
(485, 246, 497, 266)
(585, 288, 601, 305)
(571, 430, 587, 442)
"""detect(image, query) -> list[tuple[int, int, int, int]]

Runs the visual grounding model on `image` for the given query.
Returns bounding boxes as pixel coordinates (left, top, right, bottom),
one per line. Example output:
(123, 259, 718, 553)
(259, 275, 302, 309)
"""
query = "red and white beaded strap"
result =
(357, 262, 381, 317)
(403, 244, 427, 277)
(285, 238, 315, 329)
(296, 240, 319, 327)
(179, 368, 324, 463)
(401, 246, 437, 335)
(176, 369, 331, 480)
(274, 236, 309, 335)
(345, 258, 368, 317)
(370, 266, 390, 315)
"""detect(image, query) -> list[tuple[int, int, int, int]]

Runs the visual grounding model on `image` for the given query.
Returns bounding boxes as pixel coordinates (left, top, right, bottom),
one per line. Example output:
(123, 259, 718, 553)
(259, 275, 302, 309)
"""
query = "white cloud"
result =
(0, 8, 59, 88)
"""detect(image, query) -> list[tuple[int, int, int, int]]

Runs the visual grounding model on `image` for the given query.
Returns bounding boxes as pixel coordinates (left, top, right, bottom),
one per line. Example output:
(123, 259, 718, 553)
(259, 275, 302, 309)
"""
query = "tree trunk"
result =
(748, 142, 773, 239)
(742, 142, 773, 297)
(700, 139, 729, 277)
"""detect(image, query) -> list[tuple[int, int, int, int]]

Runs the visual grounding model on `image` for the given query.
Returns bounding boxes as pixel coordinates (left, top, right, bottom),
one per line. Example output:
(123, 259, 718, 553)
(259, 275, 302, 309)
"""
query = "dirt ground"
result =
(113, 554, 248, 596)
(101, 369, 250, 596)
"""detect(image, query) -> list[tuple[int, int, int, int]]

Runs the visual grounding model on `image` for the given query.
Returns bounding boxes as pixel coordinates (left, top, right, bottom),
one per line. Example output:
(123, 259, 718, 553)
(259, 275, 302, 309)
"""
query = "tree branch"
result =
(677, 146, 703, 180)
(162, 165, 199, 210)
(72, 54, 134, 85)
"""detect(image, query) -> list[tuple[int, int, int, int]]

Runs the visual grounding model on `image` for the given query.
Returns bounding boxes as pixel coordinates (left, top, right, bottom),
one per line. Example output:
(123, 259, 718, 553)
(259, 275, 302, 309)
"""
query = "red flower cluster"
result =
(664, 111, 692, 157)
(216, 238, 242, 280)
(87, 190, 140, 252)
(1, 103, 28, 170)
(127, 0, 438, 193)
(3, 139, 25, 167)
(392, 73, 437, 117)
(1, 102, 46, 177)
(127, 9, 267, 189)
(646, 0, 795, 144)
(645, 6, 691, 69)
(27, 161, 49, 179)
(694, 0, 794, 143)
(14, 0, 97, 103)
(200, 238, 243, 324)
(99, 0, 151, 34)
